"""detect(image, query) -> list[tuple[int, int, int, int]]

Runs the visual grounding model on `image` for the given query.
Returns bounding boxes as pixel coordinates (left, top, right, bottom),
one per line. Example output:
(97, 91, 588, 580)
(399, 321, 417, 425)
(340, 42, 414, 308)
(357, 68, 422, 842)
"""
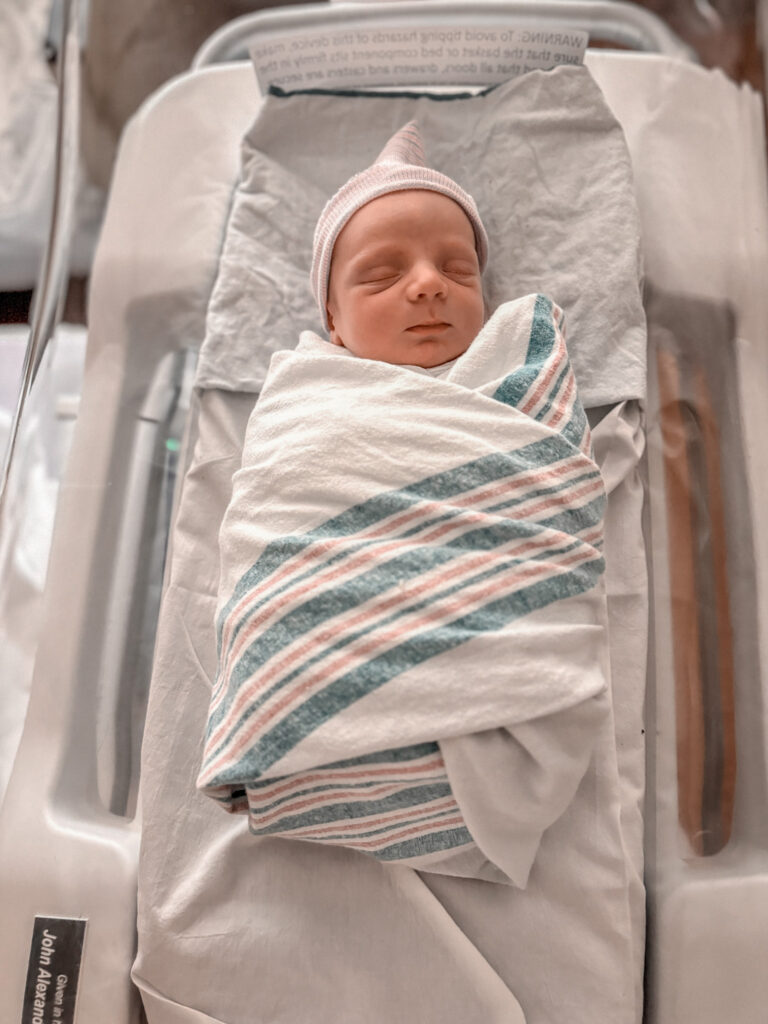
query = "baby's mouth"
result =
(406, 321, 450, 334)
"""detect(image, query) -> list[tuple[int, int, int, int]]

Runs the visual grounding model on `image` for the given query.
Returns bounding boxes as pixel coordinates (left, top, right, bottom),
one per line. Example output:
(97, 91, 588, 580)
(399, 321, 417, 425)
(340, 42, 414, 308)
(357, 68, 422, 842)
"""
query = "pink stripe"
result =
(579, 419, 593, 458)
(543, 368, 575, 432)
(203, 529, 601, 779)
(335, 815, 467, 851)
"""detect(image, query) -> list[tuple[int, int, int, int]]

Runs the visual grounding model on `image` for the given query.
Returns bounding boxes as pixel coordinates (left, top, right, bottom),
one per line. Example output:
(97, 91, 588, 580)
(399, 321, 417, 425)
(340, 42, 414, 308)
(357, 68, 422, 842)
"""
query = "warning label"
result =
(22, 917, 87, 1024)
(251, 24, 587, 91)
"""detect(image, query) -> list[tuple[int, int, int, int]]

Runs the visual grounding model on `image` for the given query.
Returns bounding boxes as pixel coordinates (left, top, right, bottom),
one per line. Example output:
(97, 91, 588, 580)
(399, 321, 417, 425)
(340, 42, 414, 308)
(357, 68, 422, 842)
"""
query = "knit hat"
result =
(311, 121, 489, 330)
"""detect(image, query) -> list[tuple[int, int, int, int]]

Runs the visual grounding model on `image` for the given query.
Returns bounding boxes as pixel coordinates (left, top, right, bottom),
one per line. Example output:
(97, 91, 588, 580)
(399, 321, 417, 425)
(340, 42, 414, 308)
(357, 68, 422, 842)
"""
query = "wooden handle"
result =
(656, 348, 736, 855)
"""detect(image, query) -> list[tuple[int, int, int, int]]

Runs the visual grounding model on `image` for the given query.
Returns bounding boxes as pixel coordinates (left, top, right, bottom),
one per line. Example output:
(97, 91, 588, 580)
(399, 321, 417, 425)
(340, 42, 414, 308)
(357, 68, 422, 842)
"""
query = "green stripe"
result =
(247, 741, 439, 780)
(492, 293, 558, 409)
(374, 827, 476, 860)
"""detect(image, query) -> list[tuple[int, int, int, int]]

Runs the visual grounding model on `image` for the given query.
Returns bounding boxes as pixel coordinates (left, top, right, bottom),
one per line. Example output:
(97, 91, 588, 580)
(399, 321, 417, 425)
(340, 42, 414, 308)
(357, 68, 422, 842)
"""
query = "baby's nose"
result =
(407, 261, 447, 299)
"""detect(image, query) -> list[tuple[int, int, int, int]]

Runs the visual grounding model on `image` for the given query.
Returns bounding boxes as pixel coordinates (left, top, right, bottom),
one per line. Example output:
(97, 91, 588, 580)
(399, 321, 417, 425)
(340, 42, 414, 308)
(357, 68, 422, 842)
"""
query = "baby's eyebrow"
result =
(350, 243, 402, 267)
(350, 235, 477, 268)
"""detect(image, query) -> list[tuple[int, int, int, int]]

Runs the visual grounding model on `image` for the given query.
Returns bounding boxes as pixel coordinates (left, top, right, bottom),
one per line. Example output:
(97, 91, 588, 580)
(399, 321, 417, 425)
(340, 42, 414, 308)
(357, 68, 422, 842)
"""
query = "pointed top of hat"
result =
(374, 120, 426, 167)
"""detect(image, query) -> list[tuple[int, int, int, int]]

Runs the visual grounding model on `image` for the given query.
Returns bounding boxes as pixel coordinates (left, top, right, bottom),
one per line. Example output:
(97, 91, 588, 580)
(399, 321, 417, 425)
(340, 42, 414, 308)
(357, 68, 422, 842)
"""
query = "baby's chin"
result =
(394, 337, 473, 369)
(338, 332, 475, 368)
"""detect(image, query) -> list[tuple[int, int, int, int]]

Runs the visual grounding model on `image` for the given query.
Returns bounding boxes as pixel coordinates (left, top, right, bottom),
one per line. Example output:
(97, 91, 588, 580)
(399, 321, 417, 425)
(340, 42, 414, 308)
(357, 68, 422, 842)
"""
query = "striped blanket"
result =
(197, 293, 609, 881)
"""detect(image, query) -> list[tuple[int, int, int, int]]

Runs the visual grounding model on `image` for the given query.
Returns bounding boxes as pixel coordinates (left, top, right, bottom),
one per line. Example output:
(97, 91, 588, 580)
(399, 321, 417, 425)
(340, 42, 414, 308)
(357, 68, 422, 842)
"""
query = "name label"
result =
(22, 917, 87, 1024)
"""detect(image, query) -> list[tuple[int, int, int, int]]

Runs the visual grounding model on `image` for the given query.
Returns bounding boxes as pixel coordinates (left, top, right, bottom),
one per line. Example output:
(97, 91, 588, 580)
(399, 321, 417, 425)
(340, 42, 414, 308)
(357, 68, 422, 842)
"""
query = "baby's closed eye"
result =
(444, 259, 479, 277)
(357, 265, 401, 284)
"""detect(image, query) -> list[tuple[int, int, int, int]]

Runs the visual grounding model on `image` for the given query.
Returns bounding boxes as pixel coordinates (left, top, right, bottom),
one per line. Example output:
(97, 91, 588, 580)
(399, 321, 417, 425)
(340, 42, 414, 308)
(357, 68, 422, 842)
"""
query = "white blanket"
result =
(198, 294, 618, 887)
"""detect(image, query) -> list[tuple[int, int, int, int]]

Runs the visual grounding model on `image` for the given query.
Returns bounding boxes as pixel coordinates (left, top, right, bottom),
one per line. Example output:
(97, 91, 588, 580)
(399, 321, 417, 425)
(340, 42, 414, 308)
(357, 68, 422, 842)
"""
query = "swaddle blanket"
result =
(197, 293, 609, 882)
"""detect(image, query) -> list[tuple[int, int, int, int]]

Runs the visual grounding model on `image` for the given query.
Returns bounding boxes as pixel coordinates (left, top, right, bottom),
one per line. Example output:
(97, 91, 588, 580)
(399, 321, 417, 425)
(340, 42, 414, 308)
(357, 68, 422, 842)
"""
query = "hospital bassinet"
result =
(1, 1, 767, 1022)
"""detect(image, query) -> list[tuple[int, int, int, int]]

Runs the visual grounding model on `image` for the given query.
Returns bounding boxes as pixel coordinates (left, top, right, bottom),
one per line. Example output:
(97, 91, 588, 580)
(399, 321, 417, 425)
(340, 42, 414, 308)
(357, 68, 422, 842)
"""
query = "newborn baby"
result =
(310, 120, 489, 370)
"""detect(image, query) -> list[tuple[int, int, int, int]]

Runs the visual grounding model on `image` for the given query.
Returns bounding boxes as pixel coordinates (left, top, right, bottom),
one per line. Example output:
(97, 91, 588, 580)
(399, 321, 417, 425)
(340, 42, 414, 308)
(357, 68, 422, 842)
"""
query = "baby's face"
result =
(326, 190, 484, 368)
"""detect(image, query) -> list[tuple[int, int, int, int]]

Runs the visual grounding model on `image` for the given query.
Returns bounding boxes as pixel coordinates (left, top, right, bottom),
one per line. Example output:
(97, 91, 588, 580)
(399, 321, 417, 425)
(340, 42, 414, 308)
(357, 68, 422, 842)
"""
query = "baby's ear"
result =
(326, 307, 344, 347)
(482, 281, 491, 323)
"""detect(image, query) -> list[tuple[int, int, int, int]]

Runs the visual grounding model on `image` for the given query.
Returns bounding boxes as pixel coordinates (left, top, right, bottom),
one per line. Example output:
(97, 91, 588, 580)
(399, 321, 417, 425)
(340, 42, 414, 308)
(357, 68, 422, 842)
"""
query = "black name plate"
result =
(22, 917, 87, 1024)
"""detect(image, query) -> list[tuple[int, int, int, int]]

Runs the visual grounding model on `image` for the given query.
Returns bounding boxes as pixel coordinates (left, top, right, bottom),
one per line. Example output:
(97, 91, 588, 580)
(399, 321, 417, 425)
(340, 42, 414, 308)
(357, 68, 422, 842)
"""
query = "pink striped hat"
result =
(311, 120, 489, 330)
